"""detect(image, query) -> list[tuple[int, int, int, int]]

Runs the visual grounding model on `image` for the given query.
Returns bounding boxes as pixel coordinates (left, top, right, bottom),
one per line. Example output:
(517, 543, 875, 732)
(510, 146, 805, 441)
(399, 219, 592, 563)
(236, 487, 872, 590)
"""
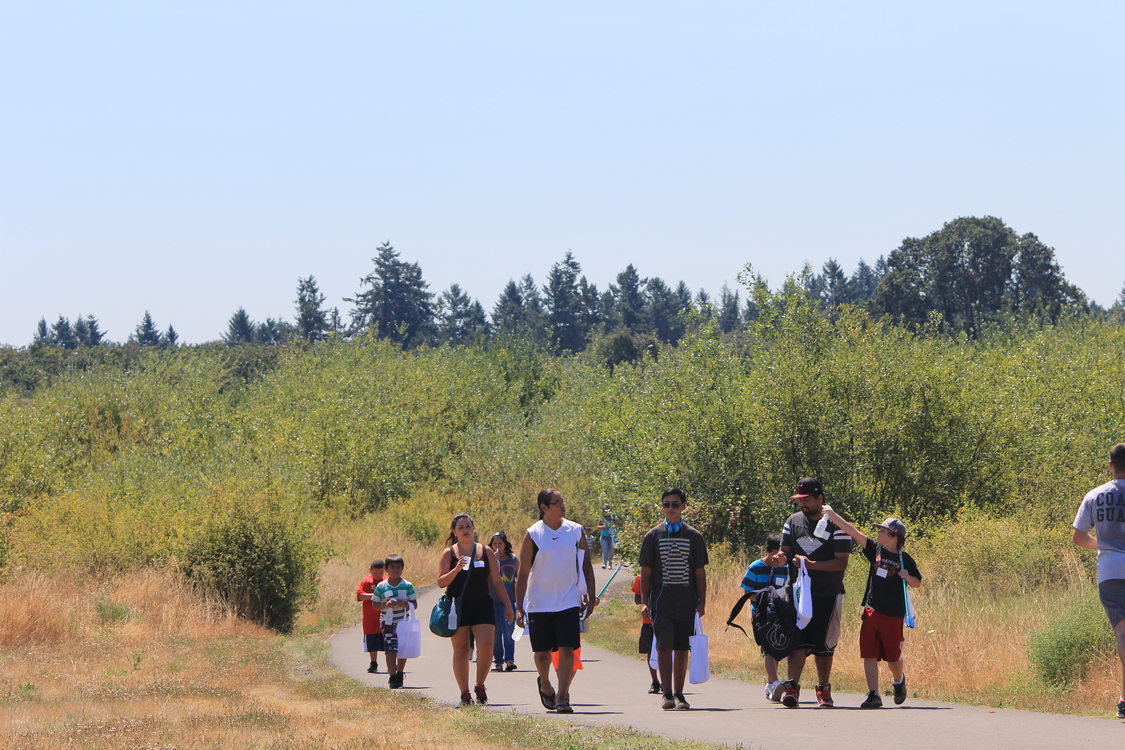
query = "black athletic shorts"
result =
(652, 615, 693, 651)
(528, 607, 581, 652)
(795, 594, 841, 656)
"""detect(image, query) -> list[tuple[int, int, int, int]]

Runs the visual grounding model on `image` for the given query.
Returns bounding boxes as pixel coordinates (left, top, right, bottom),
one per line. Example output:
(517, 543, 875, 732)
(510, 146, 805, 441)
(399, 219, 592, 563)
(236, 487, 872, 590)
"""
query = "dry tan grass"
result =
(0, 562, 706, 750)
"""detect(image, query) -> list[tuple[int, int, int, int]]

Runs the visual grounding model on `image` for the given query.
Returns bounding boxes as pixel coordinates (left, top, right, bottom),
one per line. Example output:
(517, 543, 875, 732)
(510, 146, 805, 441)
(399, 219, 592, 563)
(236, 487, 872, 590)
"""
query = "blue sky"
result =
(2, 2, 1122, 345)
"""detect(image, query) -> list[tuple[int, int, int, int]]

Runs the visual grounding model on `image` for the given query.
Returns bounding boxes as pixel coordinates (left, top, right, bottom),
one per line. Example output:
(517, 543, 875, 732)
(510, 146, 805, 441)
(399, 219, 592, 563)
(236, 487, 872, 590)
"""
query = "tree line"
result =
(26, 216, 1125, 354)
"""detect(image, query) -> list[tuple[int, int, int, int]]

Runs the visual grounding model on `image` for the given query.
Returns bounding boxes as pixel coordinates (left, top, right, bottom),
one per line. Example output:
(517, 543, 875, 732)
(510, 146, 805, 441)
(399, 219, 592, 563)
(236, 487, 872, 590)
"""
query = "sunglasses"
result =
(662, 501, 682, 509)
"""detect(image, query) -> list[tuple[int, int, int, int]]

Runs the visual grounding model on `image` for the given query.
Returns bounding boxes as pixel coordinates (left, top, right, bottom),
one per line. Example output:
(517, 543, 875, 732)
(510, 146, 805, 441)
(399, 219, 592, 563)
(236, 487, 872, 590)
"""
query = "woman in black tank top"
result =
(436, 513, 515, 706)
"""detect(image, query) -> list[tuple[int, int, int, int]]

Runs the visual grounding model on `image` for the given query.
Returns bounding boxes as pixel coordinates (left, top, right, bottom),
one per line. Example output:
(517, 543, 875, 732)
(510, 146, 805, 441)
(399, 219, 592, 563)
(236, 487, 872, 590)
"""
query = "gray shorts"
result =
(1098, 579, 1125, 630)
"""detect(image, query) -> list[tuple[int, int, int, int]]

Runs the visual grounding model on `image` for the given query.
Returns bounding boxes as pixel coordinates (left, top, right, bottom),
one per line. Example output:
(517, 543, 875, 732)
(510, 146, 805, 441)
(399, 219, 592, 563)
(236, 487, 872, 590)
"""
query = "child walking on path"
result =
(631, 573, 661, 694)
(372, 554, 418, 689)
(823, 507, 921, 708)
(356, 559, 386, 674)
(739, 533, 790, 702)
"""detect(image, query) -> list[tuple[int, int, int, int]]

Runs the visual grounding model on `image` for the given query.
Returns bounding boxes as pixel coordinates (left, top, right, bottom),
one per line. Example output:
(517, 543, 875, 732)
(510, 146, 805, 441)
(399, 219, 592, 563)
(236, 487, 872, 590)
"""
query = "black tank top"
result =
(448, 544, 492, 602)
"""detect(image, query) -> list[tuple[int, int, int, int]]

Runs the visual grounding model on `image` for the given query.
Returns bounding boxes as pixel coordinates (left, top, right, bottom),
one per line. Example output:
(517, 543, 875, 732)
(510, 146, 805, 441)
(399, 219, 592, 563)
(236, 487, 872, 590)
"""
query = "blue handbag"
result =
(429, 545, 474, 638)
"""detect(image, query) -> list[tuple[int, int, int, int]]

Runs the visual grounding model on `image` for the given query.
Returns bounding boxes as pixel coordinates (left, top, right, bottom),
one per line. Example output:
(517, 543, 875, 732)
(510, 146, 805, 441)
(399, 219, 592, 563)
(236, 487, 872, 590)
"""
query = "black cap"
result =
(789, 477, 824, 499)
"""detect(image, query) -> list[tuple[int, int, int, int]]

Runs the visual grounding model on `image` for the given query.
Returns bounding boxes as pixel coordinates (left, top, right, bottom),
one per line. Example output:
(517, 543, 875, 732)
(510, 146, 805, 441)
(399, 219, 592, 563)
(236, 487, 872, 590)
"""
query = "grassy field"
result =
(0, 518, 723, 750)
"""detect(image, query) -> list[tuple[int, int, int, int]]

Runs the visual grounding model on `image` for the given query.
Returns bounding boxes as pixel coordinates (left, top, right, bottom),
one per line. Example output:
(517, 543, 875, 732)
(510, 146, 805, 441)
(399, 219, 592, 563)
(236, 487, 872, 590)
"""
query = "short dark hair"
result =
(1111, 443, 1125, 470)
(369, 559, 385, 569)
(764, 533, 782, 552)
(662, 487, 686, 504)
(384, 554, 404, 569)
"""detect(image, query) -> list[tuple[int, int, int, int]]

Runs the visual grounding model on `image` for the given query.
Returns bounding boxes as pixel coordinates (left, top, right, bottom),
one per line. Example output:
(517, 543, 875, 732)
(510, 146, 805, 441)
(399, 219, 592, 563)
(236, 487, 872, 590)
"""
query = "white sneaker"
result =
(766, 680, 783, 702)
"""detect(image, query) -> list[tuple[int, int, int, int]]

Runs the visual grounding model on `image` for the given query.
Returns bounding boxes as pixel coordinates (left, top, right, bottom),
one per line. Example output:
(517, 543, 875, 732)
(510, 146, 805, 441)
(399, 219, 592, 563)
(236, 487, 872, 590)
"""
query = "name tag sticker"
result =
(474, 560, 486, 568)
(876, 567, 889, 578)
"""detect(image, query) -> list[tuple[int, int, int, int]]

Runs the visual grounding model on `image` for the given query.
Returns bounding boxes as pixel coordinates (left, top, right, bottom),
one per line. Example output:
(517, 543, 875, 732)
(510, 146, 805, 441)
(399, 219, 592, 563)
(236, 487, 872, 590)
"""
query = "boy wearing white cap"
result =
(822, 508, 922, 708)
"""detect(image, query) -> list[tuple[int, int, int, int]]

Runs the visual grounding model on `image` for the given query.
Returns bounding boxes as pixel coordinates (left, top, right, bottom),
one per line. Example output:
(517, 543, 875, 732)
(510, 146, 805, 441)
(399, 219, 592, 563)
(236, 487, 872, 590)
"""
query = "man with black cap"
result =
(777, 477, 851, 708)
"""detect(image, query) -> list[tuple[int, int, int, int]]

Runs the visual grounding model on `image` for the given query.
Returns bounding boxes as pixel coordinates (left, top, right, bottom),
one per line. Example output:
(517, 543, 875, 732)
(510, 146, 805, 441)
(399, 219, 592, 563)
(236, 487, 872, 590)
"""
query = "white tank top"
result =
(524, 518, 585, 613)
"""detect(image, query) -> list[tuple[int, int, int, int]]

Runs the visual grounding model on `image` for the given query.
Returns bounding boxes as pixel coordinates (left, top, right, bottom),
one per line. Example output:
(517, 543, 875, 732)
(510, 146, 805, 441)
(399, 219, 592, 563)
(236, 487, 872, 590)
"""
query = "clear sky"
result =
(2, 2, 1121, 345)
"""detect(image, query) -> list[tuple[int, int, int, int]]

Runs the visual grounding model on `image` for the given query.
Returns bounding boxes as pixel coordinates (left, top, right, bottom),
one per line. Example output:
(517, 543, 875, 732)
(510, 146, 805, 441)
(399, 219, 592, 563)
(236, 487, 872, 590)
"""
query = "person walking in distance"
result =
(514, 489, 598, 714)
(1072, 443, 1125, 720)
(639, 488, 709, 711)
(778, 478, 851, 708)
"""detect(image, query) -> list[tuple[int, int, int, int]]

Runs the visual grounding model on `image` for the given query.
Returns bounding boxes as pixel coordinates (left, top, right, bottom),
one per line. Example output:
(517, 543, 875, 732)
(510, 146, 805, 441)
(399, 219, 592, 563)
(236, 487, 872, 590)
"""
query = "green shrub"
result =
(181, 500, 323, 632)
(1028, 592, 1114, 687)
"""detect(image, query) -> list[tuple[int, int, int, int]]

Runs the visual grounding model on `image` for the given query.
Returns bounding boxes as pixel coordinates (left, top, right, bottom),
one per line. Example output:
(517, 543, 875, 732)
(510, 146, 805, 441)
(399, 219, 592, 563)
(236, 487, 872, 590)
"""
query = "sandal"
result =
(555, 699, 573, 714)
(537, 676, 557, 710)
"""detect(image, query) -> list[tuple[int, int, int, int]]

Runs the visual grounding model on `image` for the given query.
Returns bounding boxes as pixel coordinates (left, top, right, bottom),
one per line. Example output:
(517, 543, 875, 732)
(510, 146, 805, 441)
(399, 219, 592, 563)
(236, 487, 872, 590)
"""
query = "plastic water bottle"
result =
(814, 505, 832, 540)
(512, 624, 525, 642)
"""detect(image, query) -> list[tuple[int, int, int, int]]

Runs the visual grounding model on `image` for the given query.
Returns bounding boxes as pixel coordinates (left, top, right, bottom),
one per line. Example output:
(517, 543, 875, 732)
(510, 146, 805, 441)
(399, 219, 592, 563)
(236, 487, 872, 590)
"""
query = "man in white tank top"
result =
(515, 488, 598, 714)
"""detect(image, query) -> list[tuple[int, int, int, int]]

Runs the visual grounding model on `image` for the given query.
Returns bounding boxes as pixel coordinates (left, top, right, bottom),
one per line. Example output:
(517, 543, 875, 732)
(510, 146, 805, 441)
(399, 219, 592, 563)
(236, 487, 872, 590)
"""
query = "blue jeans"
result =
(600, 536, 614, 565)
(492, 601, 515, 664)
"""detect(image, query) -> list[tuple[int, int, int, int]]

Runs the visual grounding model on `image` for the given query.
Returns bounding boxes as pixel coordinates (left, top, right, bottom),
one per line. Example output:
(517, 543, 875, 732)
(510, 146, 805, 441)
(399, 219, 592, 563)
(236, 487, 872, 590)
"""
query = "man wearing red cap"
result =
(777, 477, 852, 708)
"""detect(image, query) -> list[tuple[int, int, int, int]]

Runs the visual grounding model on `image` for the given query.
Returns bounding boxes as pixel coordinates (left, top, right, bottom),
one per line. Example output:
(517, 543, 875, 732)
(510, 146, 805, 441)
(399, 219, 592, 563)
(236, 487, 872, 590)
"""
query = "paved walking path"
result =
(329, 566, 1121, 749)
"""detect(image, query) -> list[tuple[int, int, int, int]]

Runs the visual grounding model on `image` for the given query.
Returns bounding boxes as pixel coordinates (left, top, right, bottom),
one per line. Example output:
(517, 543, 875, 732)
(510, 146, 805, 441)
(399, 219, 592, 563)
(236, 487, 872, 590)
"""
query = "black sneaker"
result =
(648, 680, 662, 694)
(860, 691, 883, 709)
(366, 662, 378, 674)
(1117, 700, 1125, 719)
(474, 684, 488, 705)
(674, 693, 691, 710)
(780, 680, 800, 708)
(459, 691, 473, 706)
(661, 693, 675, 710)
(388, 671, 404, 689)
(893, 675, 907, 705)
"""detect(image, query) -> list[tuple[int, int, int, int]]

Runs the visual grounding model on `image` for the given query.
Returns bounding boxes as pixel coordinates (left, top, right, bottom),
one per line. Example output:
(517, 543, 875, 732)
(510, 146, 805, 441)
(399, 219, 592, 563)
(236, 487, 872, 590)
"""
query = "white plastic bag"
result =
(794, 557, 813, 630)
(688, 613, 709, 684)
(396, 603, 422, 659)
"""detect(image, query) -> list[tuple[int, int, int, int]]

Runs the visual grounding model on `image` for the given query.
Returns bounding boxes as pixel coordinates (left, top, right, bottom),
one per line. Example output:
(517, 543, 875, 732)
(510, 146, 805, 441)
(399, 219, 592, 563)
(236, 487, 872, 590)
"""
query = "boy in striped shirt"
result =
(372, 554, 418, 689)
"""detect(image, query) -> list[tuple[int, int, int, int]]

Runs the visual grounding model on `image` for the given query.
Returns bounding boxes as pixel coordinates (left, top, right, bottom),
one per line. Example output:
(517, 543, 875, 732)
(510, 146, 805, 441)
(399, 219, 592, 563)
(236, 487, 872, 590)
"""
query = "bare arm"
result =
(640, 565, 653, 621)
(1073, 527, 1098, 550)
(578, 533, 598, 617)
(436, 546, 462, 588)
(695, 567, 707, 616)
(822, 507, 869, 548)
(799, 551, 850, 573)
(514, 534, 533, 628)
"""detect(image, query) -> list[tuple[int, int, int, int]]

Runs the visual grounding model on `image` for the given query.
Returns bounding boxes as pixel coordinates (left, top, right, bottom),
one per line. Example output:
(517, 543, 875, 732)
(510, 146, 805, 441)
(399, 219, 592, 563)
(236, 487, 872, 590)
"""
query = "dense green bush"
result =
(181, 497, 322, 632)
(1028, 592, 1115, 687)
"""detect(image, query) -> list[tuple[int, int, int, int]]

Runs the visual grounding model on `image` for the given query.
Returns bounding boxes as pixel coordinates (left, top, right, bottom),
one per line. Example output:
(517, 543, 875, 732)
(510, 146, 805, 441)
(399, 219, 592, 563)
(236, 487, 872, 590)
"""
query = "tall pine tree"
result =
(347, 242, 435, 348)
(295, 275, 329, 343)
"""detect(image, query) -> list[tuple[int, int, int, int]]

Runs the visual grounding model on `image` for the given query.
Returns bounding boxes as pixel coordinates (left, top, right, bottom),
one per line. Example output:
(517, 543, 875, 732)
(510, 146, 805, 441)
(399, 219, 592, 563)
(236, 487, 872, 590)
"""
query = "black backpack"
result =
(727, 586, 798, 660)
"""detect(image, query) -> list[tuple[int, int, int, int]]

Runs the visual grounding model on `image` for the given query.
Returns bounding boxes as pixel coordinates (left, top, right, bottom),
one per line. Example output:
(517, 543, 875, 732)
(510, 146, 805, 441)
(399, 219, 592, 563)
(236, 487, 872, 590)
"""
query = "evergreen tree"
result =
(33, 318, 52, 346)
(131, 311, 163, 346)
(578, 277, 603, 336)
(646, 277, 684, 344)
(717, 284, 741, 333)
(849, 260, 879, 303)
(328, 307, 343, 336)
(224, 307, 256, 345)
(491, 280, 525, 334)
(255, 318, 288, 345)
(165, 325, 179, 346)
(51, 316, 78, 349)
(518, 274, 548, 341)
(820, 258, 851, 307)
(598, 288, 621, 331)
(696, 289, 713, 319)
(76, 315, 106, 347)
(346, 242, 435, 348)
(437, 283, 489, 345)
(295, 275, 329, 343)
(543, 252, 586, 352)
(614, 264, 647, 333)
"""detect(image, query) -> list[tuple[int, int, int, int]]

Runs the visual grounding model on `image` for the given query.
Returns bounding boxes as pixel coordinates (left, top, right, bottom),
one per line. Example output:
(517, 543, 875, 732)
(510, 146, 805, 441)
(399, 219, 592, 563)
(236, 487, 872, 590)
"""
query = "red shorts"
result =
(859, 608, 904, 662)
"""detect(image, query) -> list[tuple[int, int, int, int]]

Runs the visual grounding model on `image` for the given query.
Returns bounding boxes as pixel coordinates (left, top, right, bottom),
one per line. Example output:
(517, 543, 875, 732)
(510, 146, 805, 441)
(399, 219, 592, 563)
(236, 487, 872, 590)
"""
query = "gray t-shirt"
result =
(1073, 478, 1125, 583)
